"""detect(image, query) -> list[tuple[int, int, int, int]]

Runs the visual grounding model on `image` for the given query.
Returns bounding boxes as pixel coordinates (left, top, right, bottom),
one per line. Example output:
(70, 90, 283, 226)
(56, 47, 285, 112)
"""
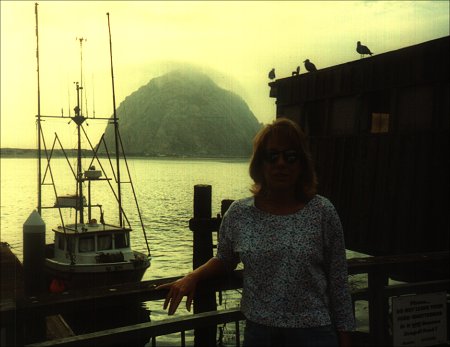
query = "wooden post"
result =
(192, 185, 217, 347)
(23, 210, 46, 296)
(23, 210, 46, 343)
(368, 270, 389, 346)
(221, 200, 234, 216)
(193, 185, 213, 269)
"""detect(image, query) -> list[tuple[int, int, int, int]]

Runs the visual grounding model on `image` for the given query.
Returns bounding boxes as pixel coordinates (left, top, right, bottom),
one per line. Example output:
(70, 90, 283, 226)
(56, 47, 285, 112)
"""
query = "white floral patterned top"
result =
(215, 195, 356, 331)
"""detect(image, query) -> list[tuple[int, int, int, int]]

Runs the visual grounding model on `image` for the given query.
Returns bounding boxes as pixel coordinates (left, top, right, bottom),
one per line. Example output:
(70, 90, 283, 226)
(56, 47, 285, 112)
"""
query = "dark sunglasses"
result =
(263, 150, 300, 164)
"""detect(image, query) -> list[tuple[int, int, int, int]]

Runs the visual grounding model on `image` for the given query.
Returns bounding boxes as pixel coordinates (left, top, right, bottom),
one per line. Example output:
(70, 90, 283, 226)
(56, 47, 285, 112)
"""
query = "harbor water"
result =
(0, 156, 369, 345)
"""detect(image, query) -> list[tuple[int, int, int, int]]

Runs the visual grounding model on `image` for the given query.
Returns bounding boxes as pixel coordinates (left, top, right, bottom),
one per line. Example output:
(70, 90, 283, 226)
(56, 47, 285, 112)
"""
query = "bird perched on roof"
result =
(304, 59, 317, 72)
(292, 66, 300, 76)
(356, 41, 373, 58)
(268, 68, 276, 80)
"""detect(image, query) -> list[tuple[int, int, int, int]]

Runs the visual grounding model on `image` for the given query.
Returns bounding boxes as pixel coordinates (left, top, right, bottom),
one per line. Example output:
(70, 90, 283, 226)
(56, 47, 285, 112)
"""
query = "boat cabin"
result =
(52, 224, 133, 265)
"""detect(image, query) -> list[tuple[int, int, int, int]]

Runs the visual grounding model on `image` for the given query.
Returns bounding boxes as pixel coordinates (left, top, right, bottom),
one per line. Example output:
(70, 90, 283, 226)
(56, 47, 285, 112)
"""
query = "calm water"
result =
(0, 156, 368, 345)
(1, 156, 252, 269)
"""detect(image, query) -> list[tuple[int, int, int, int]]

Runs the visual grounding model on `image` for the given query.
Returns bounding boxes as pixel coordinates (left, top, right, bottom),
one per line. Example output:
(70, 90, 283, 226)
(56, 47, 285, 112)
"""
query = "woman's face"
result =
(262, 135, 301, 194)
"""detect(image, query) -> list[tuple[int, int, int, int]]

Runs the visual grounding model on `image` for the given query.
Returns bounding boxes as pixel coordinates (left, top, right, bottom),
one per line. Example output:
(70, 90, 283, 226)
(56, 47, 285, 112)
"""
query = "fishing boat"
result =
(35, 11, 151, 291)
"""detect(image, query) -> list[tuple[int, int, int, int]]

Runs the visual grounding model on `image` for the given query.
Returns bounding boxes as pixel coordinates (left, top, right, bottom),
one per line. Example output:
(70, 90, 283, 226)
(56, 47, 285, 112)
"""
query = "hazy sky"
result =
(1, 1, 449, 149)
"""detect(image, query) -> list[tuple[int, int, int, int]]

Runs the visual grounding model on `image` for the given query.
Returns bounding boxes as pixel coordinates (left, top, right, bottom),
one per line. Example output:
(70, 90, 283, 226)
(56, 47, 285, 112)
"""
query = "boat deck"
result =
(52, 223, 131, 234)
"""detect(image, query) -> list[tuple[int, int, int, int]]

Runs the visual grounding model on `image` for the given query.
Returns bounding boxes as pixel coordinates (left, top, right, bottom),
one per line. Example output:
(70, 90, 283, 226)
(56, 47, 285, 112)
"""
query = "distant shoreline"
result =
(0, 148, 250, 161)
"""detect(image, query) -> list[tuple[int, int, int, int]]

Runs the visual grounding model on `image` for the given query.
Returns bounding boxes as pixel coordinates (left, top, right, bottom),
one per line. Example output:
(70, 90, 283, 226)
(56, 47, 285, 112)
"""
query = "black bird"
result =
(268, 68, 276, 80)
(292, 66, 300, 76)
(356, 41, 373, 58)
(304, 59, 317, 72)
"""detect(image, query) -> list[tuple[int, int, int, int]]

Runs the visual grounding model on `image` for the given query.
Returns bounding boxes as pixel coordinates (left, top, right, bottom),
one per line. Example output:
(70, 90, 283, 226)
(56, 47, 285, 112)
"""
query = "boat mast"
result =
(107, 12, 123, 227)
(35, 2, 42, 215)
(75, 37, 86, 226)
(73, 82, 85, 225)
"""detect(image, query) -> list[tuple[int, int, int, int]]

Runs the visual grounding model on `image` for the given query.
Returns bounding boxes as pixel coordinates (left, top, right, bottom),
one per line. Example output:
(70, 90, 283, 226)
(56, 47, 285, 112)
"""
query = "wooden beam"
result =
(26, 308, 245, 347)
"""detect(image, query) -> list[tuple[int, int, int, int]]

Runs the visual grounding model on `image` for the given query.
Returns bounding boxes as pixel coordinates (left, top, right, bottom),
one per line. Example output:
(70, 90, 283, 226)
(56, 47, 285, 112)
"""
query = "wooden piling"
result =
(191, 185, 217, 347)
(23, 210, 46, 296)
(221, 200, 234, 216)
(0, 243, 24, 346)
(192, 185, 214, 269)
(368, 270, 390, 346)
(23, 210, 47, 343)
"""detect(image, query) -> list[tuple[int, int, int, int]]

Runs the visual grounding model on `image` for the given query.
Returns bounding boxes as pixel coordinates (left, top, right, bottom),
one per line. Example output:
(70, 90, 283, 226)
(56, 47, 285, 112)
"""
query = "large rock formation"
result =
(101, 69, 262, 157)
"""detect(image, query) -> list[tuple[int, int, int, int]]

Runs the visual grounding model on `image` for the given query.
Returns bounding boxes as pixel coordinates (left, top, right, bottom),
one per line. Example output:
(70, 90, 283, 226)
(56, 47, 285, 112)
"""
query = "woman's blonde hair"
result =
(249, 117, 318, 201)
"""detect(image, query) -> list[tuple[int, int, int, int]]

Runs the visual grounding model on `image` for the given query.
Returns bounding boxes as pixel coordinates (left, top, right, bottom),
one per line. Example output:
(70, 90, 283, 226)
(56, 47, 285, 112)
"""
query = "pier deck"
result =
(1, 242, 449, 346)
(0, 242, 74, 344)
(0, 242, 24, 301)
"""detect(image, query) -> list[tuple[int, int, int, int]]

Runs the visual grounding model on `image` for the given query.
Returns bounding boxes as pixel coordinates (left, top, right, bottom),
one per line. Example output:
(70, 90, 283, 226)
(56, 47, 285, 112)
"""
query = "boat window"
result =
(57, 234, 65, 250)
(114, 233, 129, 249)
(98, 235, 112, 251)
(79, 236, 95, 252)
(67, 236, 76, 254)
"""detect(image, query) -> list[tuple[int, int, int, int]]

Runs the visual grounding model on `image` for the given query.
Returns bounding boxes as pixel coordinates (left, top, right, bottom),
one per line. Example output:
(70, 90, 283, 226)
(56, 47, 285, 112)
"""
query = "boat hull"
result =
(45, 245, 150, 290)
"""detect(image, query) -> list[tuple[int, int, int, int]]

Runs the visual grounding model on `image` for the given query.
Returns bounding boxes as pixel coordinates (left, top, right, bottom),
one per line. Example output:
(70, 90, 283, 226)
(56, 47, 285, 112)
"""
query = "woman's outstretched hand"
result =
(156, 257, 227, 315)
(156, 274, 199, 315)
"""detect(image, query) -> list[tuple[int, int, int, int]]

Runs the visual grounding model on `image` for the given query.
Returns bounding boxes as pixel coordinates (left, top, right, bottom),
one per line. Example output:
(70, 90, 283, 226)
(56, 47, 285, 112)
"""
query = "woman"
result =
(157, 118, 355, 346)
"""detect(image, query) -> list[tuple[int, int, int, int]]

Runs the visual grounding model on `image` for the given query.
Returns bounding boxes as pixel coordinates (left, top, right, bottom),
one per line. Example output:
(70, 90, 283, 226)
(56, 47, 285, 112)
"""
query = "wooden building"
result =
(269, 36, 449, 261)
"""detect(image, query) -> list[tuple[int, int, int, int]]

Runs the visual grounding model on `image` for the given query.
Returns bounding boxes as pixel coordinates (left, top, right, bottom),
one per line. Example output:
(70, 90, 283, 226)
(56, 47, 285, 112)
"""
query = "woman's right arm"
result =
(158, 201, 240, 315)
(156, 257, 227, 315)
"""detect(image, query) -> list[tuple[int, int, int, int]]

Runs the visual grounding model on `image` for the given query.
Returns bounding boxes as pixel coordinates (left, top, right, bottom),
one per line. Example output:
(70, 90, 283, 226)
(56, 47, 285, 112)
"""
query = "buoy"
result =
(49, 279, 66, 293)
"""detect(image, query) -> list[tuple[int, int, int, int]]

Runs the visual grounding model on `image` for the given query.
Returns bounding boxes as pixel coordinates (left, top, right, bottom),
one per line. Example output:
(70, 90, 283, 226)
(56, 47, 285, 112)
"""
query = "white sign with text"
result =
(392, 292, 447, 346)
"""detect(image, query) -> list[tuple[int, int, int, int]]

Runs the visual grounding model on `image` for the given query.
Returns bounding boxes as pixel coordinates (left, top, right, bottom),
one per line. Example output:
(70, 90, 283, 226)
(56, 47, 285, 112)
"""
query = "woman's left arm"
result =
(322, 200, 356, 334)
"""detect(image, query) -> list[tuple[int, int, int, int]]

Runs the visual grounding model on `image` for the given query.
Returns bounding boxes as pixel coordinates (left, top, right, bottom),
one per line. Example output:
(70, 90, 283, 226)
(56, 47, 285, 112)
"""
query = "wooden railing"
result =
(1, 251, 447, 347)
(2, 186, 448, 346)
(346, 252, 449, 346)
(26, 308, 245, 347)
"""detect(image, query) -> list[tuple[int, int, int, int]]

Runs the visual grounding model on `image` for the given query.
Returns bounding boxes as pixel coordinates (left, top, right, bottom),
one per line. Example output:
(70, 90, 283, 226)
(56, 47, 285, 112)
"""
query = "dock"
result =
(1, 242, 75, 346)
(1, 186, 449, 346)
(2, 249, 448, 346)
(1, 241, 450, 347)
(0, 242, 24, 300)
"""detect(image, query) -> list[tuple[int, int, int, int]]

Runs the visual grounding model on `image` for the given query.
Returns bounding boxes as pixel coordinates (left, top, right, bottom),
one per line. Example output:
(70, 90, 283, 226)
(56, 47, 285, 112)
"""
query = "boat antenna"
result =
(35, 2, 42, 215)
(76, 37, 86, 117)
(107, 12, 123, 227)
(92, 73, 96, 118)
(68, 86, 71, 116)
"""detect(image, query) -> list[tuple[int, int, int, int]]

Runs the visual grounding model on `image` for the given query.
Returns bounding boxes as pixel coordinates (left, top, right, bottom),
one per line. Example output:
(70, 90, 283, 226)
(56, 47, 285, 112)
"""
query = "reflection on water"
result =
(0, 157, 368, 346)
